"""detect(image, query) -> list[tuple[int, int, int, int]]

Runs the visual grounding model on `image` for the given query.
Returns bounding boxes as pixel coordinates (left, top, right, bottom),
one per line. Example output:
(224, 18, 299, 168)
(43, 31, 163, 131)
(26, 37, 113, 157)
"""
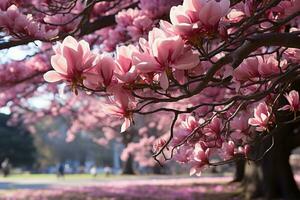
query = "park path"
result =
(0, 175, 233, 190)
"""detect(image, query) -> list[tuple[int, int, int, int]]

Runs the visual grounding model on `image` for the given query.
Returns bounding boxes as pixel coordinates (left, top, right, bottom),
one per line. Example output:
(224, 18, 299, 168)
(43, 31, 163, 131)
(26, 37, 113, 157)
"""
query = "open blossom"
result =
(114, 45, 138, 83)
(133, 27, 199, 90)
(221, 140, 235, 160)
(248, 102, 273, 132)
(190, 143, 210, 176)
(230, 113, 250, 140)
(203, 116, 222, 137)
(181, 116, 199, 131)
(0, 5, 58, 39)
(102, 99, 134, 133)
(170, 0, 230, 36)
(83, 54, 116, 89)
(234, 57, 260, 82)
(258, 55, 287, 77)
(44, 36, 96, 91)
(279, 90, 300, 112)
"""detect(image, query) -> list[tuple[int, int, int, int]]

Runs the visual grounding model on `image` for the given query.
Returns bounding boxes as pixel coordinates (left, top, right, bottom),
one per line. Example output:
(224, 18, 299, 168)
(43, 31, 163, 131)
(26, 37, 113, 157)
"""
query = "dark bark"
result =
(242, 124, 300, 200)
(232, 159, 246, 183)
(121, 128, 135, 175)
(243, 161, 263, 200)
(122, 153, 135, 175)
(260, 126, 300, 200)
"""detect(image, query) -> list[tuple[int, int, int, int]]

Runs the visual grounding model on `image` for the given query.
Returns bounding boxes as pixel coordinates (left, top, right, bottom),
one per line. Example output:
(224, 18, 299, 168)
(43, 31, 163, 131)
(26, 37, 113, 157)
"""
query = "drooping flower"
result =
(190, 143, 210, 176)
(279, 90, 300, 112)
(248, 102, 273, 132)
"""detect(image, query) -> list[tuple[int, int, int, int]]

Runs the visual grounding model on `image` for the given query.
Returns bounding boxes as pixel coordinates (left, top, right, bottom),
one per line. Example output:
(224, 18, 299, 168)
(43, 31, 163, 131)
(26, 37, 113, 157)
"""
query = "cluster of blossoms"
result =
(43, 0, 300, 175)
(0, 5, 58, 40)
(97, 0, 182, 51)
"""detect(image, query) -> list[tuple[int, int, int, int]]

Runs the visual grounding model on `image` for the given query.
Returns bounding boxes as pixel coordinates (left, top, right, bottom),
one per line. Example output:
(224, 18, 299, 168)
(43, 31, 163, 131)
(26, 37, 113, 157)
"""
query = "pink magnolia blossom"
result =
(103, 85, 136, 132)
(116, 8, 141, 27)
(170, 0, 230, 36)
(44, 36, 96, 91)
(102, 101, 133, 133)
(181, 116, 200, 131)
(0, 0, 12, 11)
(221, 140, 235, 160)
(127, 14, 153, 39)
(248, 102, 273, 132)
(174, 145, 193, 163)
(114, 45, 138, 83)
(172, 129, 190, 146)
(197, 0, 230, 27)
(139, 0, 182, 18)
(258, 55, 287, 77)
(279, 90, 300, 112)
(190, 143, 210, 176)
(203, 117, 222, 137)
(234, 57, 260, 82)
(83, 54, 116, 89)
(133, 27, 199, 90)
(0, 5, 58, 39)
(230, 113, 250, 140)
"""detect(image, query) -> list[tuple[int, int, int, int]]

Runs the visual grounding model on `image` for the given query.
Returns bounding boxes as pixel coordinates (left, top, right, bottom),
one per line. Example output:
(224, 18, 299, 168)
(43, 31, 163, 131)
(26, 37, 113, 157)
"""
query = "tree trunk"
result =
(232, 159, 246, 182)
(122, 153, 135, 174)
(121, 128, 135, 175)
(242, 124, 300, 200)
(243, 161, 263, 200)
(260, 126, 300, 200)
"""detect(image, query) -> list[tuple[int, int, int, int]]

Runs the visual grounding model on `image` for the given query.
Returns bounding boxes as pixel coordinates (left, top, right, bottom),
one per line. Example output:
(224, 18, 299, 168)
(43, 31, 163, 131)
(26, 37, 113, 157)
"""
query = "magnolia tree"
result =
(1, 0, 300, 199)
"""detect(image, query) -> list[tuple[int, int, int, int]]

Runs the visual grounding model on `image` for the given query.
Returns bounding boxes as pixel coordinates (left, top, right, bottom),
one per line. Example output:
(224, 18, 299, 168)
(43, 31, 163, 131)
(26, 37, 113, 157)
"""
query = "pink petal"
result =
(43, 71, 64, 82)
(159, 71, 169, 90)
(121, 118, 131, 133)
(278, 105, 291, 111)
(51, 55, 68, 75)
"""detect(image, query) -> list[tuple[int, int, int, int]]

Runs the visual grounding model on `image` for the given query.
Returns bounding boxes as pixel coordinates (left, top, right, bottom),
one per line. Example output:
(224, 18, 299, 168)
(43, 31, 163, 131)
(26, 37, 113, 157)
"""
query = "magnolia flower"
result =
(170, 0, 230, 36)
(230, 113, 250, 140)
(279, 90, 300, 112)
(190, 143, 210, 176)
(221, 141, 235, 160)
(83, 54, 116, 89)
(133, 27, 199, 90)
(114, 45, 138, 83)
(248, 102, 273, 132)
(258, 55, 287, 77)
(44, 36, 96, 91)
(234, 57, 260, 82)
(203, 116, 222, 137)
(181, 116, 199, 131)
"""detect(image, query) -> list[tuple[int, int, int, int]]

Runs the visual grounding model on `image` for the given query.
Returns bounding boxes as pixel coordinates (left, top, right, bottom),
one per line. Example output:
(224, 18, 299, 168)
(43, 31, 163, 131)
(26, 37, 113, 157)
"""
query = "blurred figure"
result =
(104, 165, 112, 177)
(90, 165, 97, 178)
(57, 163, 65, 179)
(1, 158, 11, 177)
